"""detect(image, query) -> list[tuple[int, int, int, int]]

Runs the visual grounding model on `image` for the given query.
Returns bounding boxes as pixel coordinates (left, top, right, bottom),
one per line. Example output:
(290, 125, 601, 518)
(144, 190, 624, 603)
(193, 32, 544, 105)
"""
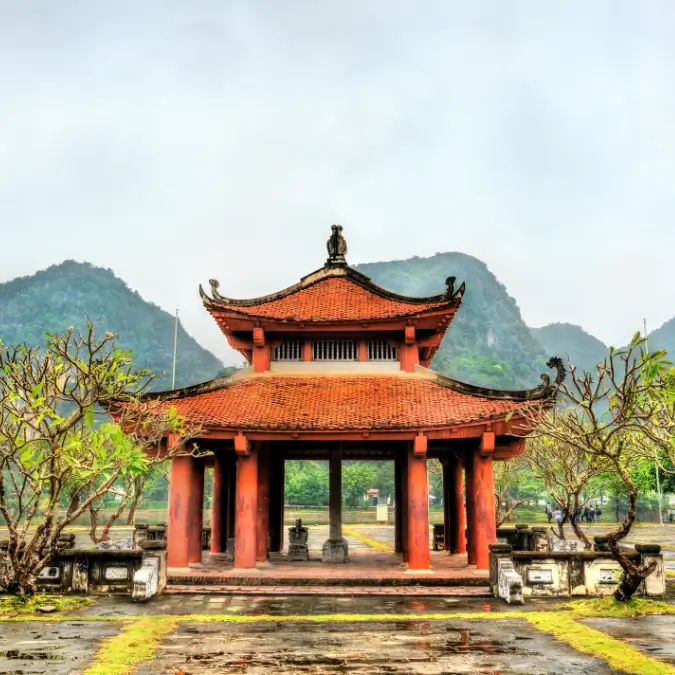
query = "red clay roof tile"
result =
(167, 375, 531, 431)
(211, 277, 453, 322)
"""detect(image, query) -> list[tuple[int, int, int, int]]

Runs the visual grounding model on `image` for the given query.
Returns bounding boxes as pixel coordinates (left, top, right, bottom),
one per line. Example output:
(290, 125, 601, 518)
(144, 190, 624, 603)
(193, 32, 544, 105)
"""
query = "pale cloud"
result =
(1, 1, 674, 362)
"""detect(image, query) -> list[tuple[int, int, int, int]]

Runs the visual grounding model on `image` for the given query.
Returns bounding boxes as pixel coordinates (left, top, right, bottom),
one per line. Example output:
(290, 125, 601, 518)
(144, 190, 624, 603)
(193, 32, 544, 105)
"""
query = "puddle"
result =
(138, 619, 618, 674)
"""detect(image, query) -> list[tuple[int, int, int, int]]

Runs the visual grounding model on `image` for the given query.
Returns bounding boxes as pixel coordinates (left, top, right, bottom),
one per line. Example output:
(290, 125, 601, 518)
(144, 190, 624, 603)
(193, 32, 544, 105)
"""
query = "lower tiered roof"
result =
(143, 366, 561, 433)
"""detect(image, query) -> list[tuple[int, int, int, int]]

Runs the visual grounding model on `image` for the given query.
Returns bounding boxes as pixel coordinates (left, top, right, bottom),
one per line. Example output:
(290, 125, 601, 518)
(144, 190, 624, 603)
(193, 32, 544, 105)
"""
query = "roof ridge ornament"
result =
(326, 224, 348, 267)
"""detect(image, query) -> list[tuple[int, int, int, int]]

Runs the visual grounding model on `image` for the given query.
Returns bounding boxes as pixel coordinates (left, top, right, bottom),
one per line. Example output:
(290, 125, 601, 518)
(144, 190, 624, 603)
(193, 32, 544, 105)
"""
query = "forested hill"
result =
(356, 253, 550, 389)
(531, 323, 609, 375)
(0, 260, 228, 390)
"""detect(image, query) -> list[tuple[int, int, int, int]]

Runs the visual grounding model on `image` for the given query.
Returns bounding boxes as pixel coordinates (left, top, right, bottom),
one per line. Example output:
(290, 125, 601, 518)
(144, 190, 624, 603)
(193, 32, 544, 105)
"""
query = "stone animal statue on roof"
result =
(326, 224, 348, 263)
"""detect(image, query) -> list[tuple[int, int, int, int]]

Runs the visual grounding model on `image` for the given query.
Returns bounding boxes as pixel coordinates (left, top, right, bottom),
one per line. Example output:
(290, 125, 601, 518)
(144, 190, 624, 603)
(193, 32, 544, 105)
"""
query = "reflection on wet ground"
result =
(0, 621, 119, 675)
(73, 593, 564, 617)
(583, 615, 675, 664)
(137, 619, 619, 675)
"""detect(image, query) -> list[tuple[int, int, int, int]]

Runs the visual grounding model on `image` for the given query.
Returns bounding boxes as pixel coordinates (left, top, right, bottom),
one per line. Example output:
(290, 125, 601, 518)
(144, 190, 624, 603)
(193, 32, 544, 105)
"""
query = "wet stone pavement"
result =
(72, 593, 563, 618)
(136, 618, 620, 675)
(0, 621, 119, 674)
(582, 615, 675, 665)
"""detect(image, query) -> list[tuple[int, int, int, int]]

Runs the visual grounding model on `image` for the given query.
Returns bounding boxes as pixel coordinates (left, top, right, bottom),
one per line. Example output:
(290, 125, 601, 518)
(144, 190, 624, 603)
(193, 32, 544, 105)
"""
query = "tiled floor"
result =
(168, 549, 489, 587)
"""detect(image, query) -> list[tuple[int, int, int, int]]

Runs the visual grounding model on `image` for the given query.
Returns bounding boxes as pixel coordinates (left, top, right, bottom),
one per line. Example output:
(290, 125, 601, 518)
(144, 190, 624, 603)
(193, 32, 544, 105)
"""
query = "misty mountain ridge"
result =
(0, 260, 229, 390)
(2, 254, 674, 391)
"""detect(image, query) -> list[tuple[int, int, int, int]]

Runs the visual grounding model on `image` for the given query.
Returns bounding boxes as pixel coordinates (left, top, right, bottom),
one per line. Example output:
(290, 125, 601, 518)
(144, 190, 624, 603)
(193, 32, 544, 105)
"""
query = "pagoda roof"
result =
(143, 361, 563, 434)
(200, 262, 464, 324)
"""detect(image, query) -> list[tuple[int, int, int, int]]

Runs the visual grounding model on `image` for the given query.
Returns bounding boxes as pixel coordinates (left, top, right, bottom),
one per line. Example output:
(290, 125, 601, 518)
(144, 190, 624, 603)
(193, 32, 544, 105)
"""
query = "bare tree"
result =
(520, 334, 670, 600)
(523, 432, 610, 547)
(0, 327, 198, 596)
(494, 458, 531, 527)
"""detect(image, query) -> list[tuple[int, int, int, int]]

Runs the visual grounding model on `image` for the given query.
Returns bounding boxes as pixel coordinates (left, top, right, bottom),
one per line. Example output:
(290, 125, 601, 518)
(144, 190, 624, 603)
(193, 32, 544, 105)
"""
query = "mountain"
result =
(0, 260, 228, 390)
(531, 323, 609, 375)
(645, 318, 675, 360)
(356, 253, 550, 389)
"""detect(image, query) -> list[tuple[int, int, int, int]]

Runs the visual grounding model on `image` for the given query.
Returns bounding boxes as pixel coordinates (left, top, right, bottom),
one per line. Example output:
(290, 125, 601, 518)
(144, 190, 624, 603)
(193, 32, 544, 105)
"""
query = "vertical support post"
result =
(227, 461, 237, 541)
(256, 444, 270, 562)
(268, 451, 285, 552)
(400, 448, 409, 562)
(167, 454, 192, 568)
(394, 453, 402, 554)
(234, 444, 258, 569)
(188, 457, 205, 564)
(442, 458, 451, 551)
(407, 441, 431, 572)
(322, 449, 348, 562)
(210, 453, 228, 554)
(449, 455, 467, 554)
(474, 451, 497, 570)
(465, 451, 477, 565)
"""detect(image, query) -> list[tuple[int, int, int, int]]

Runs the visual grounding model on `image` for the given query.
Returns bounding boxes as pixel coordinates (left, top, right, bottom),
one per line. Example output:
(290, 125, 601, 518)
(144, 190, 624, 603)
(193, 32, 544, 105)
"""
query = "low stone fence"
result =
(489, 543, 665, 604)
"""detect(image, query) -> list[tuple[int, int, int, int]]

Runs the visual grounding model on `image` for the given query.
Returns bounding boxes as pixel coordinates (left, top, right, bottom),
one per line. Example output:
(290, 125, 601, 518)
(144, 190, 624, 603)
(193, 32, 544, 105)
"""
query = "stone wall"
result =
(489, 544, 666, 603)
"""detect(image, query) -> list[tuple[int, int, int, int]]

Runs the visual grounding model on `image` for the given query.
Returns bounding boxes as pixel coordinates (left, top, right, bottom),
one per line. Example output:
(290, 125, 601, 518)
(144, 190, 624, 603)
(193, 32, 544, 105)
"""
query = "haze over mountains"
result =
(1, 254, 672, 391)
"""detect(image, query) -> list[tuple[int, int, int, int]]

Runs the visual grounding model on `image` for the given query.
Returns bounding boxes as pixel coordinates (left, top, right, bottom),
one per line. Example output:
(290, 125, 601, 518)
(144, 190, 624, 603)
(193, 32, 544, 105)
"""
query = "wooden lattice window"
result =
(312, 339, 358, 361)
(273, 339, 304, 361)
(367, 339, 397, 361)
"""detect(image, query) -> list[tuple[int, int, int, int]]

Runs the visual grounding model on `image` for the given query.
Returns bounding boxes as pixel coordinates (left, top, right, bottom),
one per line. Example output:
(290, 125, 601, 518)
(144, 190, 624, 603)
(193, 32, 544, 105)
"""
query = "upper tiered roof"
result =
(200, 225, 465, 326)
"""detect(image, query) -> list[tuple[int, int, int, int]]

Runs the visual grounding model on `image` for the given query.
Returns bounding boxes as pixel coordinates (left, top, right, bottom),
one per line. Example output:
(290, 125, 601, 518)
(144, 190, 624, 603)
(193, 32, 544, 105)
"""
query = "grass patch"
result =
(527, 613, 675, 675)
(342, 527, 394, 552)
(84, 616, 177, 675)
(559, 597, 675, 619)
(0, 594, 92, 616)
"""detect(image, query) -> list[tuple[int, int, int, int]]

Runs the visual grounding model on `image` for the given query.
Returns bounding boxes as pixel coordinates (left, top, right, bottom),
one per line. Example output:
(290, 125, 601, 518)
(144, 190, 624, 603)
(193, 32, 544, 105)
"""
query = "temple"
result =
(145, 226, 562, 575)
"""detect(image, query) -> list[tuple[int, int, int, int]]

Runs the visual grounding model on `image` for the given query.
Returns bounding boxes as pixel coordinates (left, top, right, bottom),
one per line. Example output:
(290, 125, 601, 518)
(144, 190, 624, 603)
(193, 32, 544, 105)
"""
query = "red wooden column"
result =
(465, 451, 477, 565)
(268, 450, 285, 553)
(188, 458, 205, 564)
(474, 434, 497, 570)
(167, 454, 193, 568)
(394, 453, 402, 554)
(210, 453, 228, 554)
(441, 458, 451, 551)
(226, 461, 237, 541)
(449, 455, 467, 554)
(407, 437, 431, 572)
(234, 438, 258, 569)
(400, 447, 409, 561)
(256, 444, 270, 563)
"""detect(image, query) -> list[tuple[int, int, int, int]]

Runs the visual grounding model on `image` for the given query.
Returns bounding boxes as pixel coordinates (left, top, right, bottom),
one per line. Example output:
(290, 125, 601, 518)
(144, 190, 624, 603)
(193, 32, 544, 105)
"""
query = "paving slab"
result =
(0, 620, 119, 674)
(137, 618, 620, 674)
(583, 615, 675, 664)
(72, 593, 562, 618)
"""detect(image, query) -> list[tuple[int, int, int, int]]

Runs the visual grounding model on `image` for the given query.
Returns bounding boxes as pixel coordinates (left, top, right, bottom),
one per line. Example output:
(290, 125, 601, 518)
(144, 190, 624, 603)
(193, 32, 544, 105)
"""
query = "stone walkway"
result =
(136, 618, 619, 675)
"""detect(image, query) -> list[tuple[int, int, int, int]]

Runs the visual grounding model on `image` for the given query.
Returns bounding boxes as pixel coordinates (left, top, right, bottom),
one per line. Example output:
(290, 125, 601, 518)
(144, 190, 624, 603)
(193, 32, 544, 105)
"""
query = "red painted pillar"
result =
(465, 452, 477, 565)
(167, 454, 193, 568)
(474, 451, 497, 570)
(188, 458, 205, 564)
(394, 454, 402, 554)
(256, 444, 270, 562)
(400, 448, 409, 561)
(211, 453, 228, 554)
(234, 444, 258, 569)
(449, 456, 467, 554)
(407, 442, 430, 571)
(268, 451, 285, 553)
(227, 461, 237, 541)
(442, 458, 451, 551)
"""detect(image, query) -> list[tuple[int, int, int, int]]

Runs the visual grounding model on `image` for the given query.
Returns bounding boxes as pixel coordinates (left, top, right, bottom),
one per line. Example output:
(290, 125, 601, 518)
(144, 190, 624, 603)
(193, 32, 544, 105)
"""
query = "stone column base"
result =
(288, 544, 309, 561)
(322, 538, 349, 563)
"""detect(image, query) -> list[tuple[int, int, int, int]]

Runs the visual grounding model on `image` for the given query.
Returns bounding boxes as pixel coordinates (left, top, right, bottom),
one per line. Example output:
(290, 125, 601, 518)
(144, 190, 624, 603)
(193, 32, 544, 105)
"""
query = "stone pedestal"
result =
(322, 537, 349, 564)
(287, 519, 309, 561)
(225, 537, 235, 563)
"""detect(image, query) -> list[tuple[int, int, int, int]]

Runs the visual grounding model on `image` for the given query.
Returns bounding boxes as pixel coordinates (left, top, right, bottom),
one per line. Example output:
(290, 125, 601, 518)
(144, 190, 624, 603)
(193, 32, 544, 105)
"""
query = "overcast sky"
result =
(1, 1, 674, 365)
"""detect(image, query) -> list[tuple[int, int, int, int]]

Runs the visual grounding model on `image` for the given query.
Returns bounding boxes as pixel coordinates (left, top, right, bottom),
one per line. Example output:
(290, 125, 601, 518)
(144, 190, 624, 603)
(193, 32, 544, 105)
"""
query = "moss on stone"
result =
(527, 613, 675, 675)
(341, 527, 394, 552)
(0, 594, 92, 616)
(84, 616, 177, 675)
